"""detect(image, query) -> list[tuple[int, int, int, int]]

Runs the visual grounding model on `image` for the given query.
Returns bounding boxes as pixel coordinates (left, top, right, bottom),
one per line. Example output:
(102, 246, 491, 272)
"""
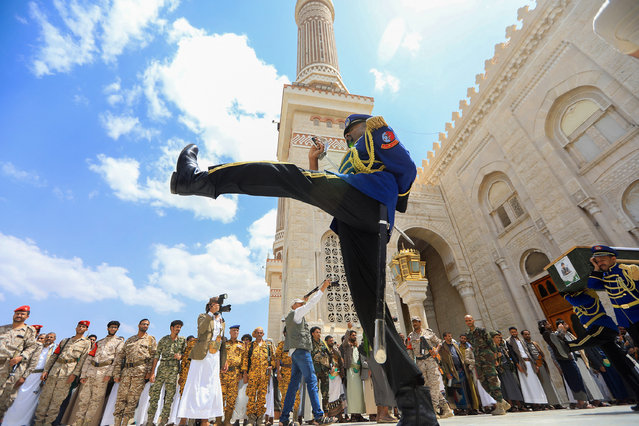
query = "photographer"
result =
(177, 296, 227, 426)
(279, 279, 334, 426)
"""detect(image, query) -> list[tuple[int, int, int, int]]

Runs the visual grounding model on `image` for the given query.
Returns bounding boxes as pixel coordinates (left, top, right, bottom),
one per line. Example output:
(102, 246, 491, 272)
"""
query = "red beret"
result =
(78, 320, 90, 327)
(33, 324, 44, 332)
(14, 305, 30, 312)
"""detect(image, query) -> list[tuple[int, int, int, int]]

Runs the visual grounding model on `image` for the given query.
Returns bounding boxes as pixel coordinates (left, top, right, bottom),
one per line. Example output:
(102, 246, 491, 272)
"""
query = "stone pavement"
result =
(340, 405, 639, 425)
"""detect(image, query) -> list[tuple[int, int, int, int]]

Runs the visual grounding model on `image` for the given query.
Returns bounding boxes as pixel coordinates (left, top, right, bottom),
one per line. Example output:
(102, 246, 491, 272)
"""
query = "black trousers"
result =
(568, 325, 639, 399)
(208, 162, 425, 391)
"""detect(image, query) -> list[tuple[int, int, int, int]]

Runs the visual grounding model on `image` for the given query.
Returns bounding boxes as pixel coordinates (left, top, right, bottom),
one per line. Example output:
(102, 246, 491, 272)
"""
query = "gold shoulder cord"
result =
(350, 116, 387, 174)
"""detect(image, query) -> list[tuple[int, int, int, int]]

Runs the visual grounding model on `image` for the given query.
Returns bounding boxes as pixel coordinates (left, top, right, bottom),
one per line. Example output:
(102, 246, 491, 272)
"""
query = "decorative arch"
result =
(520, 249, 551, 281)
(622, 179, 639, 225)
(544, 85, 632, 169)
(477, 171, 526, 234)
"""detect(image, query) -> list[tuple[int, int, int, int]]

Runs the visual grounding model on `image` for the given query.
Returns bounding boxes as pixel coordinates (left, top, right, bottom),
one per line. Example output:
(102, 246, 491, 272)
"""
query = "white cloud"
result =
(100, 112, 156, 140)
(101, 0, 174, 62)
(248, 209, 276, 262)
(0, 232, 181, 312)
(88, 143, 238, 222)
(401, 31, 422, 55)
(53, 187, 74, 200)
(30, 0, 101, 77)
(0, 161, 47, 187)
(143, 19, 290, 162)
(148, 235, 270, 304)
(29, 0, 179, 76)
(370, 69, 400, 93)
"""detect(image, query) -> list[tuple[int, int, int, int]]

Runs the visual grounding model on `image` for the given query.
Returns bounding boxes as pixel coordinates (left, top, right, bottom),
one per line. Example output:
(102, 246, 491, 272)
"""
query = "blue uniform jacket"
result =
(563, 288, 617, 331)
(587, 263, 639, 328)
(329, 117, 416, 233)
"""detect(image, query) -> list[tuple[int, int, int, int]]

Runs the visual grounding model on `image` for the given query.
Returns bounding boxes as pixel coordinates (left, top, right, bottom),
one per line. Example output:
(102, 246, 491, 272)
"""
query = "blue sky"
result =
(0, 0, 534, 341)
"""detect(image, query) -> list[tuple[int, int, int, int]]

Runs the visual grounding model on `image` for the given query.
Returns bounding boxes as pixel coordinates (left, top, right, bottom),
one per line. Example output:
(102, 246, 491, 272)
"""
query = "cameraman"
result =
(279, 280, 333, 426)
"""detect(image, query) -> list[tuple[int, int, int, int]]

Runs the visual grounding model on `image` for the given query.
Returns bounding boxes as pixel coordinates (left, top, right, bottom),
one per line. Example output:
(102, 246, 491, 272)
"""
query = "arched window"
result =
(322, 233, 359, 324)
(622, 180, 639, 225)
(486, 178, 525, 231)
(524, 251, 551, 279)
(548, 86, 632, 168)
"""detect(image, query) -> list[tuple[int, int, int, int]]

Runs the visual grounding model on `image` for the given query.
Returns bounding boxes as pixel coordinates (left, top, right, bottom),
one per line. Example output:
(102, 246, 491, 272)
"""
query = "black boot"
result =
(396, 386, 439, 425)
(170, 144, 216, 197)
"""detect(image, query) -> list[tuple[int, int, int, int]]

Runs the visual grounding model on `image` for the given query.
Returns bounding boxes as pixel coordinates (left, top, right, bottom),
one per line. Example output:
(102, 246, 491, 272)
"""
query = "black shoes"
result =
(170, 144, 216, 197)
(396, 385, 439, 425)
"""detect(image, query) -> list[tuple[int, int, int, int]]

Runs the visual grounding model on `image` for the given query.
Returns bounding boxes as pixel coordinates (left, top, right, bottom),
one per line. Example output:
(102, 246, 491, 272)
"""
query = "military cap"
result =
(343, 114, 372, 137)
(410, 316, 422, 322)
(591, 245, 618, 257)
(78, 320, 90, 327)
(291, 298, 305, 308)
(33, 324, 43, 332)
(14, 305, 30, 312)
(229, 324, 240, 330)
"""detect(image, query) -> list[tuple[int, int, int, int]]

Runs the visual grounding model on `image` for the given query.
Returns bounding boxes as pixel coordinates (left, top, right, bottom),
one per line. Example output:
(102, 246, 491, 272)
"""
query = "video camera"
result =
(218, 293, 232, 313)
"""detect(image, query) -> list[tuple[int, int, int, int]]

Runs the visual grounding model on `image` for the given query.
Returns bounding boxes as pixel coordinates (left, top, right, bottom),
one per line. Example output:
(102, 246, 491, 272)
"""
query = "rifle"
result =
(303, 279, 339, 299)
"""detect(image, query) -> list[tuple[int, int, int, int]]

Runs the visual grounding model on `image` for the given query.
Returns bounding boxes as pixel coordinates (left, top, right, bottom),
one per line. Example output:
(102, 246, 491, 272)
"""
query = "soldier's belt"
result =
(280, 363, 291, 368)
(124, 359, 148, 369)
(56, 358, 77, 364)
(91, 359, 114, 368)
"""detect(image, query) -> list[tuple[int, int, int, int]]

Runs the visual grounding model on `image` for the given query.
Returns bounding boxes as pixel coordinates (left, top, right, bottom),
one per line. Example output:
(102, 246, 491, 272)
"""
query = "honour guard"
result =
(588, 245, 639, 345)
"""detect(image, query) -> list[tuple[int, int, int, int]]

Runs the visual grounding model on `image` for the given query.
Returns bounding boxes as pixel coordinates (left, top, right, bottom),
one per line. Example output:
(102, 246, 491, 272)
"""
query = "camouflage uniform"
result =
(242, 340, 276, 422)
(408, 328, 448, 412)
(178, 339, 196, 395)
(71, 334, 125, 426)
(274, 341, 300, 416)
(147, 335, 186, 423)
(221, 338, 245, 422)
(466, 327, 502, 402)
(34, 336, 91, 425)
(0, 323, 38, 418)
(311, 338, 331, 409)
(112, 333, 157, 425)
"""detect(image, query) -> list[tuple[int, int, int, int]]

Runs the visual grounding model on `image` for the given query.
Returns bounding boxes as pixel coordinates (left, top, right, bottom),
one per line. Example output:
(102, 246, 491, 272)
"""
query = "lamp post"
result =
(390, 249, 431, 326)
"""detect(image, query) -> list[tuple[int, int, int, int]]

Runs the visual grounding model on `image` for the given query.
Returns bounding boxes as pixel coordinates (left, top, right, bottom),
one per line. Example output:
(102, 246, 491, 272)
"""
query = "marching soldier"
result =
(34, 320, 91, 426)
(0, 306, 39, 421)
(112, 318, 157, 426)
(408, 317, 454, 419)
(71, 321, 124, 426)
(221, 325, 245, 425)
(242, 327, 275, 426)
(147, 320, 186, 425)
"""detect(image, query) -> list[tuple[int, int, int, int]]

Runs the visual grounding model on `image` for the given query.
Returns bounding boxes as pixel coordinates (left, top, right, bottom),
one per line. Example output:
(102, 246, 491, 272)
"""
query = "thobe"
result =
(510, 338, 548, 404)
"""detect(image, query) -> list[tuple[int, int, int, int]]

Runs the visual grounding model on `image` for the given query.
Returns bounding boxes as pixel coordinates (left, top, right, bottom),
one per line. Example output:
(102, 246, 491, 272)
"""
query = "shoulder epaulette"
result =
(619, 263, 639, 280)
(366, 116, 387, 132)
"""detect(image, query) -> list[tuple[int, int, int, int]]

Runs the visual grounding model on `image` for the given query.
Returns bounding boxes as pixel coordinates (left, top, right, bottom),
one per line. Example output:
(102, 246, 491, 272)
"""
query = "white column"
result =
(451, 277, 484, 327)
(396, 278, 430, 327)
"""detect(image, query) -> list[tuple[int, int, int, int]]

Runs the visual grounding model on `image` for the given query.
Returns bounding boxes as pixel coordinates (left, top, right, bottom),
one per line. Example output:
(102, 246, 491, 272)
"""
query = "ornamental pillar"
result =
(451, 276, 483, 327)
(390, 249, 430, 326)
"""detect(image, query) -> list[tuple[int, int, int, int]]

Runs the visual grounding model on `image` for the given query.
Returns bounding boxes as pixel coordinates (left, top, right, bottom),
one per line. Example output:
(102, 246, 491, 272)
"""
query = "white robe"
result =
(177, 316, 224, 419)
(513, 339, 548, 404)
(472, 367, 497, 407)
(231, 381, 249, 423)
(100, 383, 120, 426)
(3, 345, 53, 426)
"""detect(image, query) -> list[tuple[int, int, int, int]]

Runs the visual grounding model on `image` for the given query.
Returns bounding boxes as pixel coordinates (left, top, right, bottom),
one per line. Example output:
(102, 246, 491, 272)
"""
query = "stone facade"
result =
(266, 0, 639, 386)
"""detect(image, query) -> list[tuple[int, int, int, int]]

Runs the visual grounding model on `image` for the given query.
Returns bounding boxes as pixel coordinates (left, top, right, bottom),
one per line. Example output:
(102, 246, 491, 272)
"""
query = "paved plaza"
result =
(342, 405, 639, 425)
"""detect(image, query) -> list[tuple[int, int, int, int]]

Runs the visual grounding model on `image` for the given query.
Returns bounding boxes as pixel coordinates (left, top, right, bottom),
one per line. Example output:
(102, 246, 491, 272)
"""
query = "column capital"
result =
(395, 278, 429, 305)
(578, 196, 601, 215)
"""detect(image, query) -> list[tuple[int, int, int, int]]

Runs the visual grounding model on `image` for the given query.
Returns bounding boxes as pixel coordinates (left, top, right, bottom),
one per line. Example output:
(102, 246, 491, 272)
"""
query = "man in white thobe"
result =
(3, 332, 56, 425)
(507, 328, 548, 408)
